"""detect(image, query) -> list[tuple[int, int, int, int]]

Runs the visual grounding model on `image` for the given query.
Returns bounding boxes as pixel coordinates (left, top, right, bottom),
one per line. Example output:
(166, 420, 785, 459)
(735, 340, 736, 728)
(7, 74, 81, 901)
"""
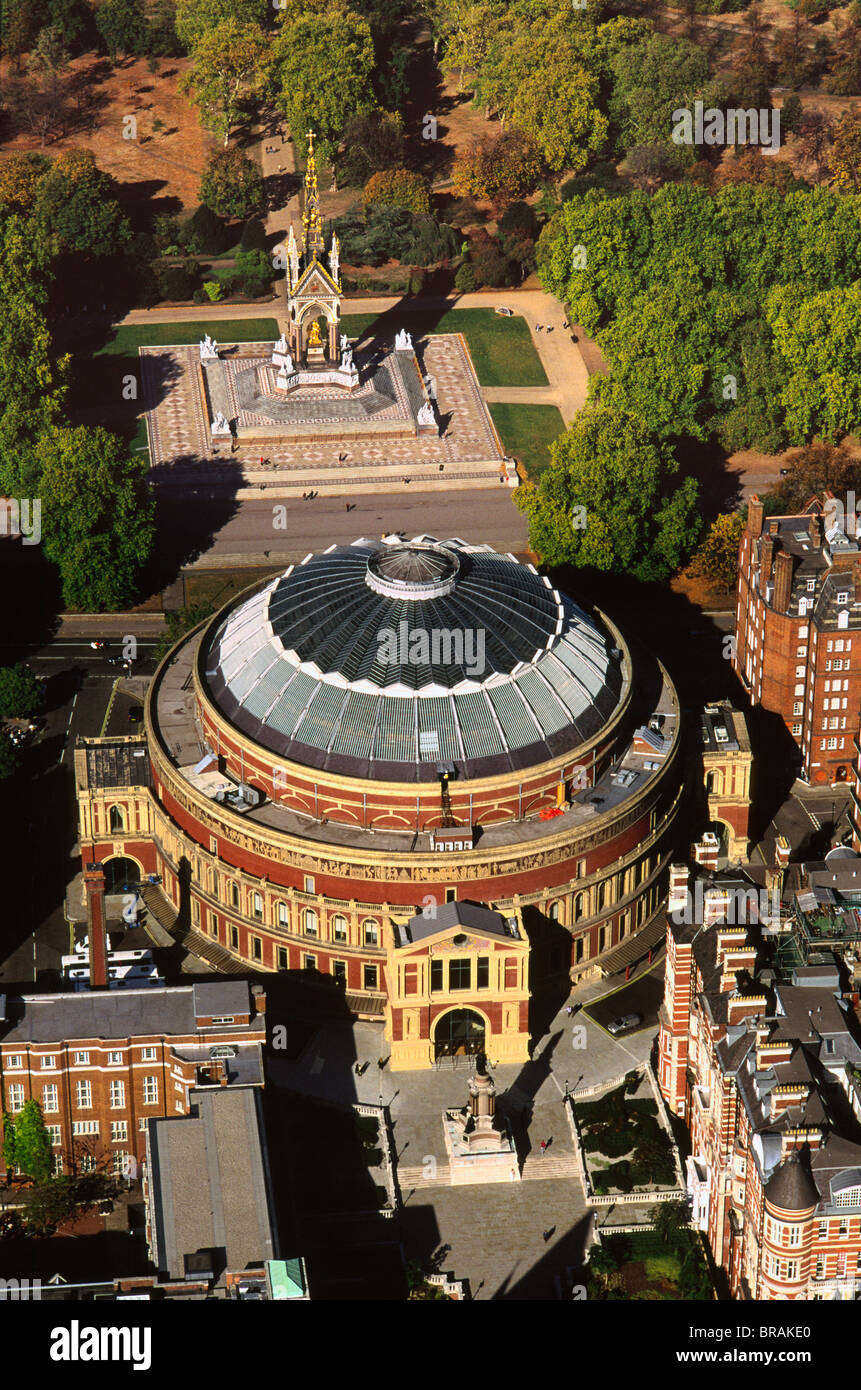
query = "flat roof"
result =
(147, 1087, 277, 1282)
(0, 982, 261, 1044)
(83, 739, 153, 789)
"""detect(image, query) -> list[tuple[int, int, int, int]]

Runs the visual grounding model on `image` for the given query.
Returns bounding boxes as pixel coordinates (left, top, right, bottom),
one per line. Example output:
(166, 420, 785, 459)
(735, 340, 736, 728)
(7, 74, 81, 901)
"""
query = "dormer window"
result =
(838, 592, 849, 605)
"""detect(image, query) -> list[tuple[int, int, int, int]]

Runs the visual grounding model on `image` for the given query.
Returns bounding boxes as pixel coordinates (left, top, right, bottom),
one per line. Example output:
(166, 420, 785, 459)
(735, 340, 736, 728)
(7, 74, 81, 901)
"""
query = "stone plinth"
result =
(442, 1108, 520, 1185)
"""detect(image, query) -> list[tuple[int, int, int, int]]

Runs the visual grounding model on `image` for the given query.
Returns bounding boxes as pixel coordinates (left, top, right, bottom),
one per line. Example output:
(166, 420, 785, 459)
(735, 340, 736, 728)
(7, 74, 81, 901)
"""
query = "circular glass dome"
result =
(202, 538, 628, 779)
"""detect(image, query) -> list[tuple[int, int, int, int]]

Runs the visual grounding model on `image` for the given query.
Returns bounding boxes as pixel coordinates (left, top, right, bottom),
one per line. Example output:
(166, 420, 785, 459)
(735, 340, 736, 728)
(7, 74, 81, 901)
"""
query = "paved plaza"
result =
(141, 334, 508, 496)
(266, 968, 659, 1298)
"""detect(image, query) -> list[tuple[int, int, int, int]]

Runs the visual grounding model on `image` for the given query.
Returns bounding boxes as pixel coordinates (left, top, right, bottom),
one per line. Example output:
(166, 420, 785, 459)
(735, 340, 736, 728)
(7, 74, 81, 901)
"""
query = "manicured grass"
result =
(488, 403, 565, 480)
(96, 319, 280, 355)
(341, 307, 547, 387)
(182, 566, 282, 610)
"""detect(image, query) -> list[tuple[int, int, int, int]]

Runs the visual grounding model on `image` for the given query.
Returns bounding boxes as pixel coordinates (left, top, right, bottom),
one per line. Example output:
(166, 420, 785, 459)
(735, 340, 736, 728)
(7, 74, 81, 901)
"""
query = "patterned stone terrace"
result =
(141, 334, 510, 497)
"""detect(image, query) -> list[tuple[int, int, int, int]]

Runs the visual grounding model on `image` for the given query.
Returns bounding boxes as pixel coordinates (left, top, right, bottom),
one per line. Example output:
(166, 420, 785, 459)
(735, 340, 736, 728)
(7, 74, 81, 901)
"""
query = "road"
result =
(158, 487, 531, 566)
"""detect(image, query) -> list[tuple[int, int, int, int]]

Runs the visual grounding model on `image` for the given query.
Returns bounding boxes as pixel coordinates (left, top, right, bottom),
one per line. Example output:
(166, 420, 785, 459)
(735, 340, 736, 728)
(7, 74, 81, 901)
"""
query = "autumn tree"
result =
(452, 130, 542, 206)
(199, 146, 263, 218)
(182, 18, 268, 146)
(0, 152, 50, 214)
(688, 512, 745, 591)
(796, 109, 833, 181)
(829, 106, 861, 191)
(336, 110, 404, 188)
(31, 148, 131, 258)
(362, 168, 430, 216)
(765, 440, 861, 514)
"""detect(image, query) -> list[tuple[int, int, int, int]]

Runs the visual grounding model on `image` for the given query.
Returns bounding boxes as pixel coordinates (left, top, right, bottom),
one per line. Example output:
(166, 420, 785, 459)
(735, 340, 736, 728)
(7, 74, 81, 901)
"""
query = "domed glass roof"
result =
(202, 538, 627, 780)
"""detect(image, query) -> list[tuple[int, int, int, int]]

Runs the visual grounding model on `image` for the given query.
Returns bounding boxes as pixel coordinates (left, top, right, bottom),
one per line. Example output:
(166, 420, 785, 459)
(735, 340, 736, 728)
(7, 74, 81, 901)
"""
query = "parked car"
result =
(495, 306, 514, 317)
(127, 706, 143, 725)
(607, 1013, 642, 1036)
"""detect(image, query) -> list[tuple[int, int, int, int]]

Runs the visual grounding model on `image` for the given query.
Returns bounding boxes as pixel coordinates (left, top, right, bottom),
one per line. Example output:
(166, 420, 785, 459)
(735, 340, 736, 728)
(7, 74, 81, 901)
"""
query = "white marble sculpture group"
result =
(199, 334, 219, 361)
(394, 330, 413, 351)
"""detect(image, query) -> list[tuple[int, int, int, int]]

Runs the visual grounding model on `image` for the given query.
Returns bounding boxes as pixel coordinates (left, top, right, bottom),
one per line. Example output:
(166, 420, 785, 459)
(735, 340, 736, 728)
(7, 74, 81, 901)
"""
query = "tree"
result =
(174, 0, 266, 51)
(609, 32, 712, 170)
(181, 18, 268, 147)
(0, 152, 50, 214)
(782, 93, 804, 136)
(650, 1199, 691, 1247)
(774, 11, 815, 89)
(765, 440, 861, 513)
(0, 733, 21, 782)
(32, 426, 155, 611)
(767, 282, 861, 441)
(823, 14, 861, 97)
(11, 1099, 52, 1182)
(336, 110, 404, 188)
(515, 406, 702, 581)
(363, 168, 430, 216)
(182, 203, 230, 254)
(2, 1111, 17, 1171)
(796, 110, 833, 182)
(31, 148, 131, 258)
(452, 130, 543, 205)
(154, 601, 215, 661)
(96, 0, 147, 59)
(829, 106, 861, 191)
(271, 8, 375, 164)
(199, 147, 263, 219)
(0, 663, 45, 719)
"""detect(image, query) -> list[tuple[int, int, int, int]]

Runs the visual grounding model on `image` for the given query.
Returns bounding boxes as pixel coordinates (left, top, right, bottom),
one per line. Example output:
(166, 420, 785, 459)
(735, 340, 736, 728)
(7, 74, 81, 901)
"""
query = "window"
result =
(72, 1121, 99, 1136)
(303, 954, 316, 972)
(835, 1186, 861, 1208)
(574, 893, 584, 922)
(7, 1084, 24, 1112)
(332, 914, 347, 942)
(6, 1055, 22, 1070)
(47, 1125, 61, 1148)
(786, 1261, 798, 1280)
(795, 665, 805, 679)
(278, 947, 288, 970)
(363, 964, 378, 991)
(112, 1151, 130, 1177)
(110, 1121, 128, 1143)
(109, 1080, 125, 1110)
(230, 925, 239, 950)
(252, 892, 263, 921)
(807, 579, 816, 592)
(42, 1085, 58, 1114)
(252, 936, 262, 961)
(445, 888, 457, 903)
(819, 1220, 828, 1239)
(476, 957, 489, 989)
(109, 805, 125, 833)
(787, 1225, 801, 1247)
(230, 882, 240, 909)
(792, 724, 802, 736)
(303, 908, 318, 937)
(304, 875, 315, 893)
(141, 1046, 156, 1062)
(363, 920, 378, 947)
(838, 592, 849, 605)
(40, 1055, 56, 1070)
(332, 960, 346, 983)
(449, 959, 471, 991)
(210, 912, 218, 937)
(139, 1118, 149, 1132)
(277, 902, 288, 928)
(78, 1154, 96, 1174)
(143, 1076, 158, 1106)
(108, 1051, 122, 1065)
(75, 1080, 92, 1109)
(548, 901, 560, 922)
(211, 1016, 234, 1025)
(430, 959, 443, 993)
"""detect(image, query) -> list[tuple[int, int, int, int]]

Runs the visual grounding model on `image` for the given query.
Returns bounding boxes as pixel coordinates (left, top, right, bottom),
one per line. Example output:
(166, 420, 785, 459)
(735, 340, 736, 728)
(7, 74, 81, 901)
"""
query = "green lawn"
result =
(341, 307, 547, 388)
(488, 403, 565, 480)
(95, 319, 280, 355)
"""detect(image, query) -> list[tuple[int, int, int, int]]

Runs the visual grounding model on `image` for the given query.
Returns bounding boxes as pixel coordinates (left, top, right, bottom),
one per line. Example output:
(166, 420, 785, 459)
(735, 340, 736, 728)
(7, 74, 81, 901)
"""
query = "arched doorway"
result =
(102, 857, 141, 894)
(433, 1008, 486, 1060)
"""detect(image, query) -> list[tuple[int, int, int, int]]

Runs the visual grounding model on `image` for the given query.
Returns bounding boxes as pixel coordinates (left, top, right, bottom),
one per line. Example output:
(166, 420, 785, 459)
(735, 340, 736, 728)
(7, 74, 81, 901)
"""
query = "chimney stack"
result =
(251, 984, 267, 1015)
(747, 496, 764, 538)
(759, 535, 775, 598)
(809, 513, 822, 548)
(83, 862, 108, 990)
(773, 550, 794, 614)
(775, 836, 790, 870)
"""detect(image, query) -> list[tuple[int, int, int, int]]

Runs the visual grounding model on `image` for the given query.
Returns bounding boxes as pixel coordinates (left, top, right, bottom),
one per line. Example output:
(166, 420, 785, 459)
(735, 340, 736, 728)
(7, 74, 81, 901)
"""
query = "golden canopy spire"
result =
(301, 130, 324, 258)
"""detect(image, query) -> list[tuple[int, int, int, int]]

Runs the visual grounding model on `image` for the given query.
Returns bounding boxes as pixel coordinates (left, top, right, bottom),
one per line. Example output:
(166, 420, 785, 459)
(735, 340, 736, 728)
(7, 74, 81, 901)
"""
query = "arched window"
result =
(303, 908, 318, 937)
(597, 881, 606, 911)
(109, 805, 125, 833)
(230, 882, 240, 909)
(363, 919, 379, 946)
(277, 902, 289, 928)
(252, 892, 263, 921)
(574, 893, 584, 922)
(549, 901, 560, 922)
(332, 914, 348, 942)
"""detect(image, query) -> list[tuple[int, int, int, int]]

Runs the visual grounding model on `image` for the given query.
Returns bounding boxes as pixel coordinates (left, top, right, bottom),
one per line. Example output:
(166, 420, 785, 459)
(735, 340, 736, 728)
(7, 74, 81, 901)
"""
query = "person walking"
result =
(540, 1139, 548, 1157)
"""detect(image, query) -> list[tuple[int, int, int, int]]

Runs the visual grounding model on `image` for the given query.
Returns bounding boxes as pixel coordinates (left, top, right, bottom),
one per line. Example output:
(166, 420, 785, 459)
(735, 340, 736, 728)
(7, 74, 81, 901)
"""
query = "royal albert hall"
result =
(77, 536, 685, 1062)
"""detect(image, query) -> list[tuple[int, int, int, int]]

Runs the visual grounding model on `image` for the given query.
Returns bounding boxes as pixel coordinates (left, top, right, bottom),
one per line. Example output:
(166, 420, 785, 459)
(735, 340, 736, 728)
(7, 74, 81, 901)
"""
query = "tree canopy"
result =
(199, 147, 264, 219)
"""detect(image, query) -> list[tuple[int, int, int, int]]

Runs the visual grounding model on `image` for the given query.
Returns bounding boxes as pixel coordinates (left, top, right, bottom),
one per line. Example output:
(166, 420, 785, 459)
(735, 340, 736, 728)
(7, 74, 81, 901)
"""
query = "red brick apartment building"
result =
(0, 980, 265, 1180)
(734, 496, 861, 785)
(658, 866, 861, 1299)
